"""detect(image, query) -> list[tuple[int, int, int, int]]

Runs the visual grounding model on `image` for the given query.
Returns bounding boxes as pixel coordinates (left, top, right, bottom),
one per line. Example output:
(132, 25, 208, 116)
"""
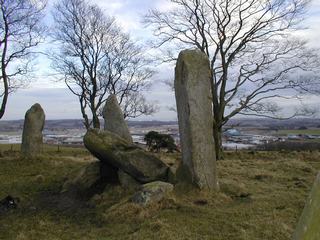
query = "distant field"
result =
(0, 131, 22, 136)
(0, 144, 89, 156)
(277, 129, 320, 135)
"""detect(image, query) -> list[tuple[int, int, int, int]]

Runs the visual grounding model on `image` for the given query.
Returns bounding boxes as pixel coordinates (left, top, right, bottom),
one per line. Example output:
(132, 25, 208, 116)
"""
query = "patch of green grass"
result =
(0, 144, 21, 152)
(277, 129, 320, 135)
(0, 144, 90, 158)
(0, 148, 320, 239)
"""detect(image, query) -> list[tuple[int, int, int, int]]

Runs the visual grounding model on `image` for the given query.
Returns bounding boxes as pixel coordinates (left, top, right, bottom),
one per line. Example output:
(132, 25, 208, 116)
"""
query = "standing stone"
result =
(21, 103, 45, 157)
(103, 94, 133, 143)
(102, 94, 135, 187)
(292, 172, 320, 240)
(174, 49, 218, 190)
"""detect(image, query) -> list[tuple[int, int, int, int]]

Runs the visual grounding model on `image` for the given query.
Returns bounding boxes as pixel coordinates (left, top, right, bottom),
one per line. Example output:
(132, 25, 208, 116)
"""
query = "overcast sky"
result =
(2, 0, 320, 121)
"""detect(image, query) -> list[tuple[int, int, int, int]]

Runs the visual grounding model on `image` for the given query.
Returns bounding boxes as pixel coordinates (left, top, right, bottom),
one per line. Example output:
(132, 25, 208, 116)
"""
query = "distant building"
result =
(288, 135, 301, 140)
(62, 137, 83, 145)
(224, 129, 241, 137)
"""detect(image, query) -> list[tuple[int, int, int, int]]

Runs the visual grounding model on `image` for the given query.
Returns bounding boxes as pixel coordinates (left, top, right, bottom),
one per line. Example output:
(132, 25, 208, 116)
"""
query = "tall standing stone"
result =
(21, 103, 45, 157)
(174, 49, 218, 190)
(103, 94, 133, 143)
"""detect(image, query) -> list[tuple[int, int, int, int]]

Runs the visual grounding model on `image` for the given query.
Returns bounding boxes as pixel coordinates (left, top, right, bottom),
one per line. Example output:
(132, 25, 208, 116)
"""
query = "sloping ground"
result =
(0, 146, 319, 240)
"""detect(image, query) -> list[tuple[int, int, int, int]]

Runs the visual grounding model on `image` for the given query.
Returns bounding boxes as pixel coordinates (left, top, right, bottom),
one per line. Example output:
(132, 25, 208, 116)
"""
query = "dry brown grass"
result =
(0, 146, 319, 239)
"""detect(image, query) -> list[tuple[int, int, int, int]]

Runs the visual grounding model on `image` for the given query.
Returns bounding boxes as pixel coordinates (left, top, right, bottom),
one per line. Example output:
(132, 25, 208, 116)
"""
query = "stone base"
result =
(130, 181, 174, 206)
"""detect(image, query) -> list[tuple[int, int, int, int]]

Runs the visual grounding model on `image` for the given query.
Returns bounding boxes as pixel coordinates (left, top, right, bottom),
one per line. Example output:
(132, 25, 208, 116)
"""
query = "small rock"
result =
(130, 181, 174, 206)
(34, 175, 45, 183)
(0, 195, 19, 214)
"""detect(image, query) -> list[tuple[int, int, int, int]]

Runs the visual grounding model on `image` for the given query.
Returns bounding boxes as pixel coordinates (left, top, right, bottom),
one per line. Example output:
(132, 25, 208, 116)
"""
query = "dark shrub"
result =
(144, 131, 177, 152)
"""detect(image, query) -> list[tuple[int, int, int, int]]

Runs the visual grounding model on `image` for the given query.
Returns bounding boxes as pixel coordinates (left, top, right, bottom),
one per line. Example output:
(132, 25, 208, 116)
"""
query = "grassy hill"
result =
(0, 145, 319, 240)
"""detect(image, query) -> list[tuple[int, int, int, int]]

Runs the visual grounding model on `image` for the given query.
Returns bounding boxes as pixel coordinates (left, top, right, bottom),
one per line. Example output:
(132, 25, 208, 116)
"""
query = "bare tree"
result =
(51, 0, 156, 129)
(121, 92, 159, 119)
(144, 0, 320, 159)
(0, 0, 46, 119)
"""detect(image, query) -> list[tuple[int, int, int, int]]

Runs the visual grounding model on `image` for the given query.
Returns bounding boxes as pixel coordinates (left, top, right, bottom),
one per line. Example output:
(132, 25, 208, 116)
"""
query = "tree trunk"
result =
(213, 125, 224, 160)
(92, 112, 100, 129)
(79, 96, 90, 129)
(0, 20, 9, 120)
(0, 73, 9, 119)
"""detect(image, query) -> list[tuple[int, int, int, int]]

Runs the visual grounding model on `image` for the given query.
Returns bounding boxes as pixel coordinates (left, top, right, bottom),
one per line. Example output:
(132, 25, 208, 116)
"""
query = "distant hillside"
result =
(0, 119, 85, 132)
(0, 119, 178, 132)
(227, 118, 320, 129)
(0, 118, 319, 132)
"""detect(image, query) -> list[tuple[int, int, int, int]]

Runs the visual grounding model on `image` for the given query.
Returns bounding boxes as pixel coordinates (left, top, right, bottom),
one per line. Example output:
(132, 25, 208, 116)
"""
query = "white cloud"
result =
(155, 1, 175, 11)
(93, 0, 161, 32)
(2, 88, 80, 120)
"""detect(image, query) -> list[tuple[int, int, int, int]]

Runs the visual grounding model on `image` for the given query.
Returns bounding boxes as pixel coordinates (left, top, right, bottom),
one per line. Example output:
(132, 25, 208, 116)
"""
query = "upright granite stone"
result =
(102, 94, 136, 187)
(21, 103, 45, 157)
(103, 94, 133, 143)
(292, 172, 320, 240)
(174, 49, 218, 190)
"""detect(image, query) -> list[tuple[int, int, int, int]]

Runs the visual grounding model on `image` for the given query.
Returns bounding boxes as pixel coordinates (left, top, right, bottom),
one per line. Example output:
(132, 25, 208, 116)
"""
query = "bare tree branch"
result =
(0, 0, 47, 119)
(51, 0, 156, 129)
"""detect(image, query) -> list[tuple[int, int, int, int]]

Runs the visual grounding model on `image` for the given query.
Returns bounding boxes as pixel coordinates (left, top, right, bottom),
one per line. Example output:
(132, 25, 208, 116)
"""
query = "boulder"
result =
(84, 129, 169, 183)
(103, 94, 133, 143)
(174, 49, 218, 190)
(21, 103, 45, 157)
(61, 162, 101, 196)
(130, 181, 174, 206)
(118, 170, 140, 190)
(62, 160, 120, 198)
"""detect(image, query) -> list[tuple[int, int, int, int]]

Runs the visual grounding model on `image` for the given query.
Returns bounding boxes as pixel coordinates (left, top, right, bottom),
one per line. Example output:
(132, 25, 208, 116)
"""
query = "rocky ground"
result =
(0, 144, 319, 240)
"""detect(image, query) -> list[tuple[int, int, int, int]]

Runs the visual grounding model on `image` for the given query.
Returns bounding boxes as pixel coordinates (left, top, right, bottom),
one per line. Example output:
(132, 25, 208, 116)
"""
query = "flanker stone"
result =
(292, 172, 320, 240)
(103, 94, 133, 143)
(21, 103, 45, 157)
